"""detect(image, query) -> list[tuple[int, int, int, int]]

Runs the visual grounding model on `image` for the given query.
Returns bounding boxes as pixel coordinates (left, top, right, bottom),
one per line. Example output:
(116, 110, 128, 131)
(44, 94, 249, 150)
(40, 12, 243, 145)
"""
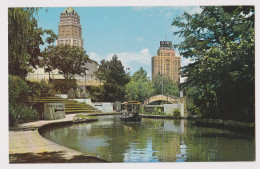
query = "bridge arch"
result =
(143, 95, 180, 107)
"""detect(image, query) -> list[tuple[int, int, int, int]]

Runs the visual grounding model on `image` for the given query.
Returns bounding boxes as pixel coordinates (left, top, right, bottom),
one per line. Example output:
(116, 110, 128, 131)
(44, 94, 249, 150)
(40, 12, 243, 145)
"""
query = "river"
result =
(41, 115, 255, 162)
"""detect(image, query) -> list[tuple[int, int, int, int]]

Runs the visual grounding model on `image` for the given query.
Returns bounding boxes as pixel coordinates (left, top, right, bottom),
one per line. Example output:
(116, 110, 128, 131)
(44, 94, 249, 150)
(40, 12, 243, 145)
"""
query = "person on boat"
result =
(126, 106, 132, 117)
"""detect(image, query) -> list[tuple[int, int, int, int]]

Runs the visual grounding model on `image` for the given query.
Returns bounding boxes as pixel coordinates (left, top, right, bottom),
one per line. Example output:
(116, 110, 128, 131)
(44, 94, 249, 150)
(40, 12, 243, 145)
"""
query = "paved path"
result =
(9, 114, 106, 163)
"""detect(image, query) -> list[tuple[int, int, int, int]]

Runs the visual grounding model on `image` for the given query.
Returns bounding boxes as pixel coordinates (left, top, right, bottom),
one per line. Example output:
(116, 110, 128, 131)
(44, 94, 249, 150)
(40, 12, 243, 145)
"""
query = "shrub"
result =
(9, 75, 29, 106)
(152, 107, 164, 115)
(28, 80, 55, 98)
(88, 85, 104, 101)
(51, 79, 77, 94)
(9, 75, 51, 126)
(9, 104, 39, 126)
(74, 114, 98, 120)
(139, 107, 145, 114)
(173, 108, 181, 117)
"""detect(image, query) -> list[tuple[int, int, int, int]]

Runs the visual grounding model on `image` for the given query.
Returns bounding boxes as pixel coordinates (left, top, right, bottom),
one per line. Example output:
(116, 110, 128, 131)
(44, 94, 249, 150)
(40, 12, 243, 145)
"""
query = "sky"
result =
(37, 6, 201, 79)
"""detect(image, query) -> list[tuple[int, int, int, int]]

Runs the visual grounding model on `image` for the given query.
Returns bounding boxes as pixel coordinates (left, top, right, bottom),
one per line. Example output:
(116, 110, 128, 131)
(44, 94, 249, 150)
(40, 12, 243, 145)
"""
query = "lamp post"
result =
(126, 67, 130, 74)
(162, 75, 164, 96)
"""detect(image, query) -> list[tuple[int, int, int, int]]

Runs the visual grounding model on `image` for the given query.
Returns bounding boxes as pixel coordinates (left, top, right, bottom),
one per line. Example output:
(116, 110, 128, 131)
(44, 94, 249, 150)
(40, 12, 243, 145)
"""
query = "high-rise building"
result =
(57, 7, 84, 48)
(152, 41, 181, 83)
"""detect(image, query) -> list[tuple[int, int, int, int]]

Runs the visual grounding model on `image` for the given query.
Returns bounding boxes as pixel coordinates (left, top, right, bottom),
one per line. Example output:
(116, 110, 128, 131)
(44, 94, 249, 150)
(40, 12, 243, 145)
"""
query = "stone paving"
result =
(9, 114, 107, 163)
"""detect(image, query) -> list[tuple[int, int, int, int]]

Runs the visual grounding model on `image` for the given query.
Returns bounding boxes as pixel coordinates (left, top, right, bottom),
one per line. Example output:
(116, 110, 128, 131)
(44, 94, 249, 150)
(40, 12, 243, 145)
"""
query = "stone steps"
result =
(64, 99, 100, 114)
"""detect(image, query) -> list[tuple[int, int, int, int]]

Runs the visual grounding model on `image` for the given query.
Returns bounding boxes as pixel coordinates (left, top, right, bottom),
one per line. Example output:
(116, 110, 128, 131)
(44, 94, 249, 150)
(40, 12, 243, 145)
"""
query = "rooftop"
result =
(62, 7, 77, 14)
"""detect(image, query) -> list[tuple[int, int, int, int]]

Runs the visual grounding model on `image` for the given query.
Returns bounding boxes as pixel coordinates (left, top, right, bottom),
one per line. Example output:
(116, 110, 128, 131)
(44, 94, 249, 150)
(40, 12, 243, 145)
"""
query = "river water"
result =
(41, 115, 255, 162)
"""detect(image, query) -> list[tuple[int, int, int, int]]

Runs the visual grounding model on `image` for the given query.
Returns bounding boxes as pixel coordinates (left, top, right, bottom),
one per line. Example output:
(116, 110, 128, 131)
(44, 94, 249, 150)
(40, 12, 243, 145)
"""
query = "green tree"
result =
(125, 67, 154, 102)
(42, 45, 91, 80)
(94, 54, 130, 102)
(172, 6, 254, 121)
(8, 8, 57, 77)
(152, 74, 179, 96)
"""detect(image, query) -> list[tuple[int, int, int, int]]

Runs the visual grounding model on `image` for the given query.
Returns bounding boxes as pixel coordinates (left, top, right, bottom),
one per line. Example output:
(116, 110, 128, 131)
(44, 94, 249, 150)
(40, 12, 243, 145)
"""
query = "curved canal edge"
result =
(9, 114, 108, 163)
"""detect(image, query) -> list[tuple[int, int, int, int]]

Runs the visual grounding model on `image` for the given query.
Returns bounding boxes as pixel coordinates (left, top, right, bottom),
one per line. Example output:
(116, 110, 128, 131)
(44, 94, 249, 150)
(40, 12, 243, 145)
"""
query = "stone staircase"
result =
(28, 96, 100, 114)
(65, 99, 100, 114)
(28, 96, 64, 103)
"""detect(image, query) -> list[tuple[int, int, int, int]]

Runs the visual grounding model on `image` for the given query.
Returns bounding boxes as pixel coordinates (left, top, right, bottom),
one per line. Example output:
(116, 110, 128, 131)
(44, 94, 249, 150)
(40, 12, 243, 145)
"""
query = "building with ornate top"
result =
(26, 7, 100, 87)
(57, 7, 84, 48)
(152, 41, 181, 83)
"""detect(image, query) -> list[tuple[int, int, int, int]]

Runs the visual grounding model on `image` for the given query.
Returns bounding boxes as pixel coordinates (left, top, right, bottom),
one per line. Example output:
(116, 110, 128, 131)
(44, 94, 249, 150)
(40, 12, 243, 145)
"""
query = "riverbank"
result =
(87, 112, 121, 116)
(9, 114, 108, 163)
(141, 114, 255, 134)
(141, 114, 183, 119)
(193, 118, 255, 134)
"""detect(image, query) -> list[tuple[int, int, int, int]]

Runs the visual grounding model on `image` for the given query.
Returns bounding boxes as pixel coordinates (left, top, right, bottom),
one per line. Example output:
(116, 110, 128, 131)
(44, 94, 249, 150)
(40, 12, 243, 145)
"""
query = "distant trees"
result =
(93, 60, 180, 102)
(172, 6, 254, 122)
(94, 54, 130, 102)
(125, 67, 154, 102)
(125, 68, 180, 102)
(92, 60, 181, 102)
(152, 74, 179, 96)
(8, 8, 57, 77)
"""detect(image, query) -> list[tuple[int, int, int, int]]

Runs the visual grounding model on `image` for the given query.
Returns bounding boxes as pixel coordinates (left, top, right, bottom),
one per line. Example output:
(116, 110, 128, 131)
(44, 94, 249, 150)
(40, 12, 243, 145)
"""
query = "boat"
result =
(120, 101, 142, 122)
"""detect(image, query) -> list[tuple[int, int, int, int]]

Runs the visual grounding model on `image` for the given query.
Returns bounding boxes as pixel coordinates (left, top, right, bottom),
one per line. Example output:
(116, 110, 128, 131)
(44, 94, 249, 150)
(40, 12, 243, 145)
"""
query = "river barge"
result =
(120, 101, 142, 122)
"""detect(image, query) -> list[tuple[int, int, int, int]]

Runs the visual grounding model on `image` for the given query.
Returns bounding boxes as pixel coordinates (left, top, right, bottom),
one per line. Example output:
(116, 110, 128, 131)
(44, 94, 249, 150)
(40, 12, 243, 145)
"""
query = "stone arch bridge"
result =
(143, 94, 180, 107)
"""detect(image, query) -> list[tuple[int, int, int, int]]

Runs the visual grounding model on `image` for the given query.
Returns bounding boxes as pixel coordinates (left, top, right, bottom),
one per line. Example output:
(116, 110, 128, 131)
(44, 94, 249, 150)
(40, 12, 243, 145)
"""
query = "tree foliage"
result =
(172, 6, 254, 122)
(152, 74, 180, 97)
(125, 67, 154, 102)
(88, 85, 105, 102)
(94, 54, 130, 102)
(42, 45, 91, 80)
(8, 8, 57, 77)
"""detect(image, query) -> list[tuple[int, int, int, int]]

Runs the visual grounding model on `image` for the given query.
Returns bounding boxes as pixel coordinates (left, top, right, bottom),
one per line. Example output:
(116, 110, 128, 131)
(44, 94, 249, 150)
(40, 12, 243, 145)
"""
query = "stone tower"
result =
(57, 7, 84, 48)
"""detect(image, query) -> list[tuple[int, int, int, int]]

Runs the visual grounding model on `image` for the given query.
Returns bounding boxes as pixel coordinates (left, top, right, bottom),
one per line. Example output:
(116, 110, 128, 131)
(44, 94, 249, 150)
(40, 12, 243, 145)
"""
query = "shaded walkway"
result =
(10, 151, 106, 163)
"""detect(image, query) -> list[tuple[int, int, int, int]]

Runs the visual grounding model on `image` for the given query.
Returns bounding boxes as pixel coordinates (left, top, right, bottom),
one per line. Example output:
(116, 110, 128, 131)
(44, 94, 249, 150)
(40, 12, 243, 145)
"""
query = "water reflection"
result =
(42, 115, 255, 162)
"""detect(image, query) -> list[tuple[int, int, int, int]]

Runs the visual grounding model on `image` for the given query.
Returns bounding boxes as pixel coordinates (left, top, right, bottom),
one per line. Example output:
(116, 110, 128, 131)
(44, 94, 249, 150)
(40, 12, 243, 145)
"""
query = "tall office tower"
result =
(152, 41, 181, 83)
(57, 7, 84, 48)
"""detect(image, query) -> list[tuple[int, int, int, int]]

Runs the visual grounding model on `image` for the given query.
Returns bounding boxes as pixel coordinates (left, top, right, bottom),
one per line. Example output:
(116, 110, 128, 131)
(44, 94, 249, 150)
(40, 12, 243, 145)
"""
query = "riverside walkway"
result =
(9, 114, 107, 163)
